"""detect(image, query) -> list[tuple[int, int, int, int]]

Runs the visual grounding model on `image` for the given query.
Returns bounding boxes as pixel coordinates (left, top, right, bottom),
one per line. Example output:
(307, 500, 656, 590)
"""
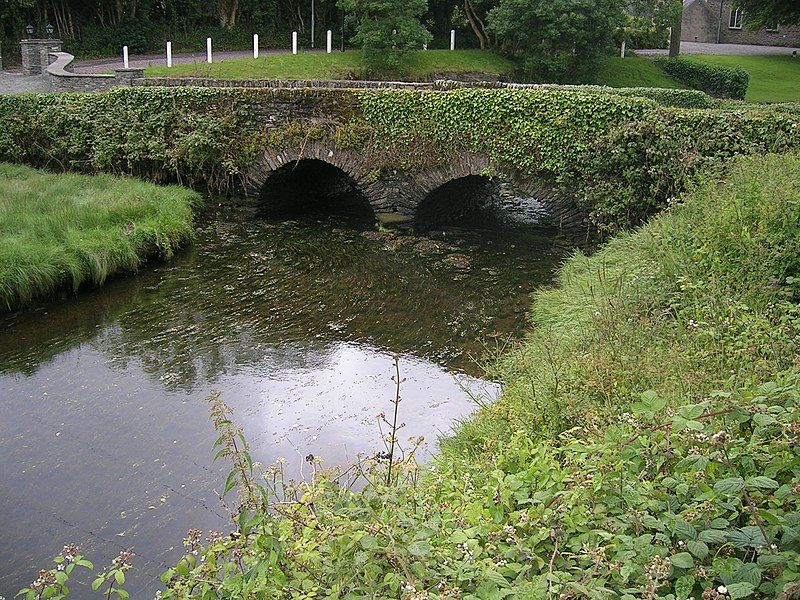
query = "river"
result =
(0, 198, 575, 597)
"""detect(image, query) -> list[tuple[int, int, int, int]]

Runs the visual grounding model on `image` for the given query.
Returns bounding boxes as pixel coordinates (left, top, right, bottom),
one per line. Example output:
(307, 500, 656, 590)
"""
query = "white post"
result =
(450, 29, 455, 51)
(166, 41, 172, 67)
(311, 0, 315, 48)
(206, 37, 212, 63)
(327, 30, 332, 54)
(253, 33, 259, 58)
(621, 40, 626, 58)
(292, 31, 298, 55)
(123, 45, 129, 69)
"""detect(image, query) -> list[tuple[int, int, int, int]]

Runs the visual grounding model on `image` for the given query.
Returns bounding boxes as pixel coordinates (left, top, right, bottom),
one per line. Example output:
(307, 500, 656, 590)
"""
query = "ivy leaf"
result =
(359, 535, 380, 550)
(744, 476, 779, 491)
(670, 552, 694, 569)
(714, 477, 745, 496)
(687, 540, 709, 559)
(726, 582, 755, 599)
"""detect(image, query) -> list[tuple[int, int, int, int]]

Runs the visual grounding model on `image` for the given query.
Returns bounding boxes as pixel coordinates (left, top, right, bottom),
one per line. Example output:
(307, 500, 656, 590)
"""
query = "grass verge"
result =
(144, 49, 516, 80)
(146, 154, 800, 598)
(594, 55, 686, 89)
(684, 55, 800, 103)
(0, 163, 200, 310)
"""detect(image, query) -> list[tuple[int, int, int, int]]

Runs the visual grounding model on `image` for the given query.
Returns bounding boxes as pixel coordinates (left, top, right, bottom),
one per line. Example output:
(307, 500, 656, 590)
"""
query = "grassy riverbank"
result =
(145, 49, 516, 80)
(0, 164, 199, 310)
(148, 154, 800, 598)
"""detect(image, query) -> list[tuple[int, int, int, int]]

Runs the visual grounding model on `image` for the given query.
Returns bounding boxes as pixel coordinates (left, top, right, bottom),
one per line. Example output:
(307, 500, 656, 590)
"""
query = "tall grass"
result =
(0, 163, 200, 310)
(445, 153, 800, 457)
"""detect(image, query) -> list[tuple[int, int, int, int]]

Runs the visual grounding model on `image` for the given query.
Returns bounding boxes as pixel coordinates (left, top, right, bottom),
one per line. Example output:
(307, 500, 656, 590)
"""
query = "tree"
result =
(734, 0, 800, 27)
(488, 0, 626, 83)
(338, 0, 431, 75)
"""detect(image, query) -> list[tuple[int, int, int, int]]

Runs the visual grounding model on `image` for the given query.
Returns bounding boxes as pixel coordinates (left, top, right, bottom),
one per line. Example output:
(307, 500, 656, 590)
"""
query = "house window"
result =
(766, 22, 779, 32)
(729, 8, 743, 29)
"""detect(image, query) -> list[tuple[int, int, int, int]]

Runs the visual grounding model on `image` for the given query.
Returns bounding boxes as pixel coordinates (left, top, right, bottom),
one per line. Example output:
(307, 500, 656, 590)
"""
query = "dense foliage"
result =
(486, 0, 626, 82)
(655, 58, 750, 101)
(23, 153, 795, 599)
(0, 87, 797, 232)
(734, 0, 800, 28)
(338, 0, 432, 75)
(0, 162, 198, 309)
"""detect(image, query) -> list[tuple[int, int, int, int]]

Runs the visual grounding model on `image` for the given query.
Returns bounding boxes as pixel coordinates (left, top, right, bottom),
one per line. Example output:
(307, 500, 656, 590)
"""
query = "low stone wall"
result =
(137, 77, 438, 90)
(45, 51, 143, 92)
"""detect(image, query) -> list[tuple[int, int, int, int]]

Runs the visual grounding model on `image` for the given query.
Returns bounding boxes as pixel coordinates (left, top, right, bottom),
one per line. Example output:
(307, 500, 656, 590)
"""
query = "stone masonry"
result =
(682, 0, 800, 47)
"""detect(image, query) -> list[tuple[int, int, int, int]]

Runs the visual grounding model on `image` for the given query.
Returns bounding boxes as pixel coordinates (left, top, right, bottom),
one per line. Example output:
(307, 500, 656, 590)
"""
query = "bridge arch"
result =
(244, 142, 394, 221)
(415, 174, 500, 229)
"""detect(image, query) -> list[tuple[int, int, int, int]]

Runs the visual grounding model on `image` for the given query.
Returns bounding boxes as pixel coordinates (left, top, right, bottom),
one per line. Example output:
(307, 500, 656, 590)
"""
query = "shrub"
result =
(655, 57, 750, 100)
(338, 0, 432, 76)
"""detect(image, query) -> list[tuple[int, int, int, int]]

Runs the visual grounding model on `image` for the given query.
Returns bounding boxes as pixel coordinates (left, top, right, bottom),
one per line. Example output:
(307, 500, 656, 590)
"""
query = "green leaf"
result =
(699, 529, 727, 545)
(408, 540, 432, 557)
(714, 477, 745, 496)
(359, 534, 380, 550)
(670, 552, 694, 569)
(726, 582, 755, 599)
(675, 574, 696, 600)
(744, 476, 779, 491)
(91, 577, 104, 591)
(114, 570, 125, 585)
(687, 540, 709, 559)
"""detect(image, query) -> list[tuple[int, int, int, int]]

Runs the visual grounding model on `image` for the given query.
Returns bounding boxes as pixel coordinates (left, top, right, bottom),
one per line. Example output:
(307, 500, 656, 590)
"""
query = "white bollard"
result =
(327, 29, 332, 54)
(292, 31, 298, 54)
(253, 33, 259, 58)
(206, 37, 212, 63)
(166, 41, 172, 67)
(123, 45, 129, 69)
(621, 40, 626, 58)
(450, 29, 456, 51)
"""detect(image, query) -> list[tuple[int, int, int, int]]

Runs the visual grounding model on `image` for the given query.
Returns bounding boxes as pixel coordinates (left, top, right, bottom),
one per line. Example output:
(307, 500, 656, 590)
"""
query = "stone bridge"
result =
(240, 139, 584, 228)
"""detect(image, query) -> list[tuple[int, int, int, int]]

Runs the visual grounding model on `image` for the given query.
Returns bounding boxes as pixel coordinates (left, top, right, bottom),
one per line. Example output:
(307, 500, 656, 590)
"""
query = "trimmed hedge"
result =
(655, 57, 749, 100)
(0, 87, 797, 231)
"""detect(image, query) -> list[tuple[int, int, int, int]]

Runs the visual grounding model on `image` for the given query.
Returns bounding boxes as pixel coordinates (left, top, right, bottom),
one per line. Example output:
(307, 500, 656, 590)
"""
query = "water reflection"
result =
(0, 200, 570, 597)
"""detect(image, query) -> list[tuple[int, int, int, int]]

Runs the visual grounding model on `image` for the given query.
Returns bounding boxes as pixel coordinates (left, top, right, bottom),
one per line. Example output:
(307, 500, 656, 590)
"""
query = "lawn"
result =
(593, 55, 686, 89)
(145, 49, 515, 81)
(0, 163, 200, 309)
(685, 54, 800, 102)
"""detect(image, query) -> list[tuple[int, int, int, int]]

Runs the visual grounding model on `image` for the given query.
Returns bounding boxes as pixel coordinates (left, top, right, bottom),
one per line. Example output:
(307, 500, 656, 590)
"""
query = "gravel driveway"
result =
(0, 72, 48, 95)
(638, 41, 799, 56)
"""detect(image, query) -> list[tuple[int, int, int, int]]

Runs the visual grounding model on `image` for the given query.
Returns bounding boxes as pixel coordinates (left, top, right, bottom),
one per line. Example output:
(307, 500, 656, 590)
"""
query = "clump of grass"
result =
(0, 163, 200, 310)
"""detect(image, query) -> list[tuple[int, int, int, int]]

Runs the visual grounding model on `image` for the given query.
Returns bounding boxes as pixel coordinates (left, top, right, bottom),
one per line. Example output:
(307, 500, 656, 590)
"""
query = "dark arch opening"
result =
(415, 175, 502, 230)
(260, 159, 375, 225)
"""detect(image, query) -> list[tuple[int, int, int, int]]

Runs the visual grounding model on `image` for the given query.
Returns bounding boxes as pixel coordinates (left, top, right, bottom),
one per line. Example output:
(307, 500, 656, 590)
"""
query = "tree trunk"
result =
(464, 0, 488, 50)
(669, 5, 683, 58)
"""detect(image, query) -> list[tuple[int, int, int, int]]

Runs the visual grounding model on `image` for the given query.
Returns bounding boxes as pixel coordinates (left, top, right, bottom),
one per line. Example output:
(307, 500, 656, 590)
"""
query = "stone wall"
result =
(45, 51, 143, 92)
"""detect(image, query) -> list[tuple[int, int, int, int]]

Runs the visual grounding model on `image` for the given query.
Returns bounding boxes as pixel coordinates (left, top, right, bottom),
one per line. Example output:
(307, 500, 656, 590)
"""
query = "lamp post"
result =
(45, 23, 54, 37)
(25, 24, 35, 38)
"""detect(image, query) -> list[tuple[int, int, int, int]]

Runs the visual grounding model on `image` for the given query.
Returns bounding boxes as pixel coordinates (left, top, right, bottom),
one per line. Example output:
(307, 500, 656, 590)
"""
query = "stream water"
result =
(0, 198, 576, 597)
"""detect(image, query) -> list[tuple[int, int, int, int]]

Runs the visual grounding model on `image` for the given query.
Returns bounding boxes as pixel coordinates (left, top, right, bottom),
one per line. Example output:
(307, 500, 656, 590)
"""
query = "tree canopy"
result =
(735, 0, 800, 27)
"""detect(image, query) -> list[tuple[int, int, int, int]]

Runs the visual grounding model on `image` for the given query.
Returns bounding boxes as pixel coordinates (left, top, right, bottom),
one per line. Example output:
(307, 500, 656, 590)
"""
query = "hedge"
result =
(0, 87, 797, 231)
(655, 57, 750, 100)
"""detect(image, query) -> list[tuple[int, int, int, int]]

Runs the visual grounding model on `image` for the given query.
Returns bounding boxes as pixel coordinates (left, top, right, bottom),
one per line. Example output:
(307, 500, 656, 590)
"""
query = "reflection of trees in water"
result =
(0, 207, 565, 388)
